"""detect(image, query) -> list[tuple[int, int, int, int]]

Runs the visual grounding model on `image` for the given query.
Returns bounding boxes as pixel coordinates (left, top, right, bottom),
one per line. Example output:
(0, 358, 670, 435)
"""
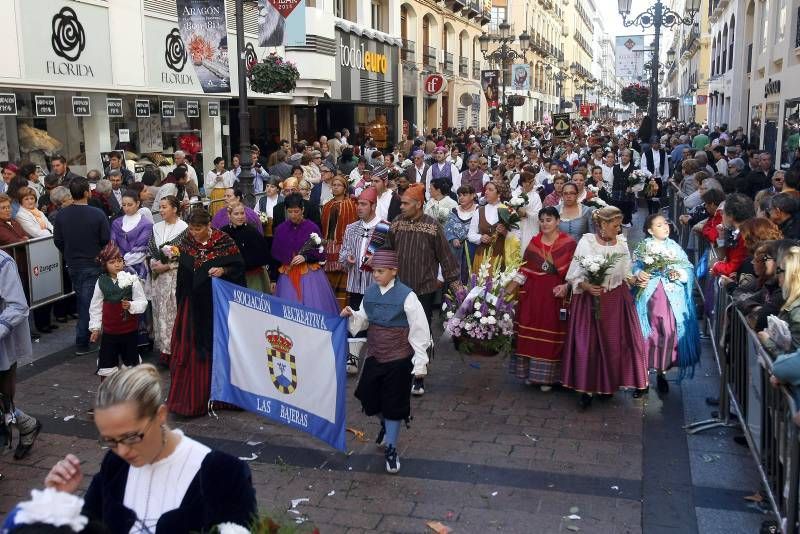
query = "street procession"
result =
(1, 0, 800, 532)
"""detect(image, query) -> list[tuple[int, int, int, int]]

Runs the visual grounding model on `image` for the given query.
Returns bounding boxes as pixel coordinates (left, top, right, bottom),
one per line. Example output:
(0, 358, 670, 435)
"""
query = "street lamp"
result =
(479, 20, 531, 136)
(619, 0, 701, 138)
(234, 0, 254, 207)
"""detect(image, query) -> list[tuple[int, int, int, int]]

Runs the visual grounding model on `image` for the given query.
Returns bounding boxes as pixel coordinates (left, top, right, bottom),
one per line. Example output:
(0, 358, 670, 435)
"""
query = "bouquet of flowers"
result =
(497, 204, 521, 230)
(443, 254, 523, 356)
(574, 252, 625, 319)
(582, 196, 608, 209)
(297, 233, 326, 257)
(115, 271, 138, 320)
(160, 244, 180, 264)
(632, 240, 690, 293)
(627, 169, 651, 194)
(508, 192, 529, 209)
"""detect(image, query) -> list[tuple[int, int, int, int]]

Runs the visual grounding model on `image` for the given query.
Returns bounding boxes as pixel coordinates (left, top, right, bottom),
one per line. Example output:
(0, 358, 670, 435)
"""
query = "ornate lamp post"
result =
(234, 0, 254, 207)
(479, 20, 530, 136)
(618, 0, 701, 137)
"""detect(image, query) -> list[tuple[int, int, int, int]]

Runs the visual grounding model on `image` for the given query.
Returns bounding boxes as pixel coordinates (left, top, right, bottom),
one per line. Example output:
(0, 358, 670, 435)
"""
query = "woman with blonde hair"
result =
(759, 245, 800, 357)
(44, 364, 256, 532)
(561, 206, 648, 409)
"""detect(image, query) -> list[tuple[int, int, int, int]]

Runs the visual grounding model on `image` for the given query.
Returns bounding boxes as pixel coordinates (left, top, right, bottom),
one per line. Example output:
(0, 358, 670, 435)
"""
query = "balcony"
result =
(473, 59, 481, 79)
(445, 0, 465, 13)
(466, 0, 481, 19)
(459, 56, 469, 77)
(444, 51, 454, 75)
(401, 39, 415, 62)
(424, 46, 437, 69)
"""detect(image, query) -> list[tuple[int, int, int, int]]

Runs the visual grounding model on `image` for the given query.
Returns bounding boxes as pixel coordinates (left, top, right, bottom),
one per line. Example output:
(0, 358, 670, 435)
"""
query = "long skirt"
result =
(561, 286, 648, 394)
(150, 268, 179, 357)
(245, 266, 271, 294)
(644, 282, 678, 372)
(325, 270, 348, 310)
(275, 265, 339, 316)
(511, 272, 567, 384)
(208, 187, 227, 216)
(167, 298, 211, 416)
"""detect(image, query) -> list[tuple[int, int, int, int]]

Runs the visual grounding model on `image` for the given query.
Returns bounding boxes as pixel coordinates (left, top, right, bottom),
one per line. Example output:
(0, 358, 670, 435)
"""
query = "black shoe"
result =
(632, 387, 649, 398)
(579, 393, 593, 410)
(384, 445, 400, 474)
(657, 374, 669, 394)
(14, 420, 42, 460)
(376, 421, 386, 447)
(705, 396, 719, 406)
(733, 435, 748, 447)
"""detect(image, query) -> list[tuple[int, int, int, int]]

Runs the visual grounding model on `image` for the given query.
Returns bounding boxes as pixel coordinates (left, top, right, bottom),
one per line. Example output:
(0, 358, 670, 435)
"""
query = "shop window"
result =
(0, 91, 86, 176)
(355, 106, 394, 149)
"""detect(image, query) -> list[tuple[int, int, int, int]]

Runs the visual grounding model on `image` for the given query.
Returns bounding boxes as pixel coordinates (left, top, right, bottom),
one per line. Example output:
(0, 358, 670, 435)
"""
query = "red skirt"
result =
(512, 272, 567, 384)
(167, 299, 210, 416)
(561, 285, 648, 394)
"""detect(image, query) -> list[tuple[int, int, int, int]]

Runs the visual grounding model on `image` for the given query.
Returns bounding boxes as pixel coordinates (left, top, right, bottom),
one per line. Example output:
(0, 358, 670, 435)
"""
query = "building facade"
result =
(399, 0, 488, 135)
(562, 0, 596, 111)
(742, 0, 800, 167)
(706, 0, 746, 130)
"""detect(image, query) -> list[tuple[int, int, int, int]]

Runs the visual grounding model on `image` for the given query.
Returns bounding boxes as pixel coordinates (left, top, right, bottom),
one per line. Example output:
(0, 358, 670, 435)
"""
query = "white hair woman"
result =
(44, 364, 257, 532)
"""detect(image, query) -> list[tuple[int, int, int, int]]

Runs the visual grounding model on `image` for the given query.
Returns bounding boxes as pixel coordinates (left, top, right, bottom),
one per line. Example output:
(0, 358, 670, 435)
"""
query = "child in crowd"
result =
(340, 249, 430, 474)
(88, 242, 147, 380)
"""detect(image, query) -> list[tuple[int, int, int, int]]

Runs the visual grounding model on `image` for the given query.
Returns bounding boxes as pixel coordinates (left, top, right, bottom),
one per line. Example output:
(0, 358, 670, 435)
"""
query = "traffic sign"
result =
(552, 113, 571, 138)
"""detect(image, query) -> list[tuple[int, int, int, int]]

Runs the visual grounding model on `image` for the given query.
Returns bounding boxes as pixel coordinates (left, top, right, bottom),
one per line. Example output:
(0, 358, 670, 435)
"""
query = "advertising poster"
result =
(511, 64, 530, 91)
(175, 0, 230, 94)
(481, 70, 500, 109)
(258, 0, 306, 47)
(615, 35, 645, 83)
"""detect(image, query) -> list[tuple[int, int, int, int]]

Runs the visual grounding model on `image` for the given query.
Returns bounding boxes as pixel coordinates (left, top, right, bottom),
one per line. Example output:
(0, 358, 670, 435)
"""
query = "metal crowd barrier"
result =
(678, 212, 800, 532)
(0, 235, 74, 310)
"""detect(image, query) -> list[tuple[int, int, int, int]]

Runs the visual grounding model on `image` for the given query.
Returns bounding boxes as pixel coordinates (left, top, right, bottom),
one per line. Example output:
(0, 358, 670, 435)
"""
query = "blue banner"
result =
(210, 279, 347, 451)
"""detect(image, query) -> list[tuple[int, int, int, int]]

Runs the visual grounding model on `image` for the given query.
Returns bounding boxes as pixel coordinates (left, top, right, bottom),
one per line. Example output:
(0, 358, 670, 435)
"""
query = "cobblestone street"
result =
(0, 320, 769, 533)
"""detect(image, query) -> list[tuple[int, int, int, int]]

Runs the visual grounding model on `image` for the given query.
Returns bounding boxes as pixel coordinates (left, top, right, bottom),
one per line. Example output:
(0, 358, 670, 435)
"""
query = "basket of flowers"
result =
(443, 254, 522, 357)
(249, 53, 300, 94)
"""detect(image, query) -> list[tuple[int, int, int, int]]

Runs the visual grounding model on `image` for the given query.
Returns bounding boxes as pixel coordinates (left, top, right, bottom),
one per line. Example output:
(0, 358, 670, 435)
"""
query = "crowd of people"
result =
(2, 115, 800, 530)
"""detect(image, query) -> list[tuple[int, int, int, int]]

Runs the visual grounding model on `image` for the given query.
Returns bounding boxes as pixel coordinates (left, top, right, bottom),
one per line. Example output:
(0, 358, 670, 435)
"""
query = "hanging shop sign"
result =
(107, 98, 123, 117)
(186, 100, 200, 117)
(258, 0, 306, 47)
(423, 74, 447, 96)
(72, 96, 91, 116)
(135, 99, 151, 118)
(0, 94, 17, 116)
(175, 0, 231, 94)
(552, 113, 571, 138)
(35, 96, 57, 117)
(19, 0, 113, 86)
(208, 102, 220, 116)
(161, 100, 176, 118)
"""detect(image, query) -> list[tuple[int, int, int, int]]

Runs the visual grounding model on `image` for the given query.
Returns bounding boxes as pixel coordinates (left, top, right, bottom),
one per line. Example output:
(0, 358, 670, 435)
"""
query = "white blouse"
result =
(204, 170, 235, 191)
(15, 207, 53, 238)
(566, 233, 633, 293)
(123, 431, 210, 534)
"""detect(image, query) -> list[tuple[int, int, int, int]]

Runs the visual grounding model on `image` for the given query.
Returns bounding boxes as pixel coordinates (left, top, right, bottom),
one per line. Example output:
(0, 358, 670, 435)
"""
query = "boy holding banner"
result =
(340, 249, 430, 474)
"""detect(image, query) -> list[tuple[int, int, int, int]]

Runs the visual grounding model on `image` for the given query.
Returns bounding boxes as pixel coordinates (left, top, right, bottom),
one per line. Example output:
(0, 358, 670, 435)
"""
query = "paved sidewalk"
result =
(0, 323, 768, 533)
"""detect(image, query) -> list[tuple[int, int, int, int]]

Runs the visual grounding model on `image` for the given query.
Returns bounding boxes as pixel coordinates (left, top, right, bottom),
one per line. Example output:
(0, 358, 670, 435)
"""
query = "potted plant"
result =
(249, 53, 300, 94)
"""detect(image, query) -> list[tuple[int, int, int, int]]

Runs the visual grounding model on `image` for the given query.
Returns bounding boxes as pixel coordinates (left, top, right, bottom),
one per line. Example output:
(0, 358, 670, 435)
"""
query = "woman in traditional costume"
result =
(211, 187, 263, 234)
(632, 214, 701, 392)
(444, 185, 478, 283)
(557, 182, 595, 242)
(147, 195, 187, 364)
(204, 157, 235, 216)
(168, 208, 245, 417)
(561, 206, 648, 409)
(506, 207, 576, 390)
(320, 175, 357, 309)
(223, 203, 272, 294)
(424, 178, 458, 225)
(467, 181, 521, 272)
(271, 193, 339, 315)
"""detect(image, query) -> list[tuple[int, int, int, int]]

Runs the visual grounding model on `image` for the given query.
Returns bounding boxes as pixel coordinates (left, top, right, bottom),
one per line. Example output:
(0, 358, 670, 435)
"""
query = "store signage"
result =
(765, 78, 781, 98)
(118, 129, 130, 143)
(186, 100, 200, 117)
(107, 98, 123, 117)
(35, 96, 57, 117)
(175, 0, 231, 94)
(208, 102, 220, 116)
(72, 96, 91, 116)
(0, 94, 17, 116)
(340, 38, 388, 75)
(552, 113, 571, 138)
(135, 99, 151, 118)
(423, 74, 447, 96)
(19, 0, 112, 85)
(161, 100, 176, 118)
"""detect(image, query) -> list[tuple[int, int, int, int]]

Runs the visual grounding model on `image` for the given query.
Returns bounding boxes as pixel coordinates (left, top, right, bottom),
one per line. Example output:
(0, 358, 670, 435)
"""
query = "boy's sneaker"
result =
(411, 378, 425, 396)
(375, 421, 386, 447)
(385, 445, 400, 474)
(346, 354, 359, 375)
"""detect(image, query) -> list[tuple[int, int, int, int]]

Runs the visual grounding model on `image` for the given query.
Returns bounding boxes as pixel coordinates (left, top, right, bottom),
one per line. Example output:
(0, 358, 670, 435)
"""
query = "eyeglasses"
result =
(759, 254, 775, 263)
(99, 417, 156, 449)
(777, 267, 786, 275)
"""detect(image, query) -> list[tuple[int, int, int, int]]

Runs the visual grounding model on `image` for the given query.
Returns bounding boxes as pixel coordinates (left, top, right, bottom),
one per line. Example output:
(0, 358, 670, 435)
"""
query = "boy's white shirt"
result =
(346, 278, 431, 376)
(88, 276, 148, 332)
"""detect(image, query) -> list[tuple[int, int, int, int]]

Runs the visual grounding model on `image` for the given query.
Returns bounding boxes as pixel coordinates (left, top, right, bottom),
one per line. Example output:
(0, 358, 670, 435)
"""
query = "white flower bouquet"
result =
(13, 488, 88, 532)
(575, 252, 625, 319)
(582, 196, 608, 209)
(443, 254, 523, 356)
(632, 240, 690, 291)
(627, 169, 651, 193)
(508, 192, 529, 208)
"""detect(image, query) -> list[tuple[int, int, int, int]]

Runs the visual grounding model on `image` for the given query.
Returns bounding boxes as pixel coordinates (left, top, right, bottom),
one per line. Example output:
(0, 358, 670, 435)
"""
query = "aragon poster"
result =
(176, 0, 231, 94)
